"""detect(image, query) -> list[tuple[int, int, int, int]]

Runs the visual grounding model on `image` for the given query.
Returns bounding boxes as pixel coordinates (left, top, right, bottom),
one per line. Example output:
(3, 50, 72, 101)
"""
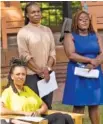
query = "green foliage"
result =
(42, 2, 49, 8)
(71, 1, 82, 14)
(20, 2, 27, 11)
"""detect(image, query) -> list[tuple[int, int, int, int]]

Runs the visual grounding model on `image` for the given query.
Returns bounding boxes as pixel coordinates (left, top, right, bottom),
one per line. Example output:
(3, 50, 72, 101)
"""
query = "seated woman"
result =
(1, 57, 74, 124)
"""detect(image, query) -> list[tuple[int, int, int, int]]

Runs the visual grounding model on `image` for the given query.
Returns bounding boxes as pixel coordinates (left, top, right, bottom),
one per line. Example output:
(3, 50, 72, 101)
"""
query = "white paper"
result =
(74, 67, 99, 78)
(15, 116, 44, 122)
(37, 71, 58, 98)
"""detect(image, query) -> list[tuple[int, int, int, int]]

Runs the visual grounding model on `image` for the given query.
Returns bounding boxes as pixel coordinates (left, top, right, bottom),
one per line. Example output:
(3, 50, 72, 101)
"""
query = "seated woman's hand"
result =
(23, 112, 33, 116)
(31, 110, 41, 117)
(23, 111, 40, 116)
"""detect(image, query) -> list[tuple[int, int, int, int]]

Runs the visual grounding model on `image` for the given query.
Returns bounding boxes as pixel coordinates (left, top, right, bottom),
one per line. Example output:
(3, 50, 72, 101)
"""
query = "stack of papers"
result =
(16, 116, 44, 122)
(74, 67, 99, 78)
(5, 116, 44, 123)
(37, 71, 58, 98)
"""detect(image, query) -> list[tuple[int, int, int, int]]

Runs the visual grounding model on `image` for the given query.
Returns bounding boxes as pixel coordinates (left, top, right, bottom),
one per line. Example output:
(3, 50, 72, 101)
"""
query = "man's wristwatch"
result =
(47, 66, 52, 71)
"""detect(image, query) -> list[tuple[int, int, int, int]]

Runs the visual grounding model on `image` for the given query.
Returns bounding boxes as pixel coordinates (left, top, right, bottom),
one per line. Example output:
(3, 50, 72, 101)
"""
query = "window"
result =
(41, 2, 63, 26)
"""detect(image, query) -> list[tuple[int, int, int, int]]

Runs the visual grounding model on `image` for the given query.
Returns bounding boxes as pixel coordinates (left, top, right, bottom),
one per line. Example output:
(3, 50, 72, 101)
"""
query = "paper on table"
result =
(37, 71, 58, 98)
(4, 116, 44, 123)
(15, 116, 44, 122)
(74, 67, 99, 78)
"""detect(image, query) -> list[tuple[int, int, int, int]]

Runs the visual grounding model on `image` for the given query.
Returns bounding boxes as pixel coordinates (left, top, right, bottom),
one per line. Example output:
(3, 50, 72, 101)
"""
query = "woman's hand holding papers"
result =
(43, 67, 50, 82)
(86, 64, 95, 72)
(90, 59, 99, 68)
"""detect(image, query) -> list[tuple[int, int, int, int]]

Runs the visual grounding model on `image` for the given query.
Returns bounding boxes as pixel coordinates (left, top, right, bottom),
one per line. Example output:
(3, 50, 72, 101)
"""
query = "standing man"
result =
(17, 2, 56, 109)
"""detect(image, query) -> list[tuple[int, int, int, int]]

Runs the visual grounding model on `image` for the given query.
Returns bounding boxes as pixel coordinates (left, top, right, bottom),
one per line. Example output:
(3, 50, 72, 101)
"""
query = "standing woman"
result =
(17, 2, 56, 109)
(62, 10, 103, 124)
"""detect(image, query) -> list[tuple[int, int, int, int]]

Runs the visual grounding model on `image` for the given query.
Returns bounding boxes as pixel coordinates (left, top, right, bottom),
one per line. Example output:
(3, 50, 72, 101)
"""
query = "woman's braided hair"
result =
(6, 57, 27, 94)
